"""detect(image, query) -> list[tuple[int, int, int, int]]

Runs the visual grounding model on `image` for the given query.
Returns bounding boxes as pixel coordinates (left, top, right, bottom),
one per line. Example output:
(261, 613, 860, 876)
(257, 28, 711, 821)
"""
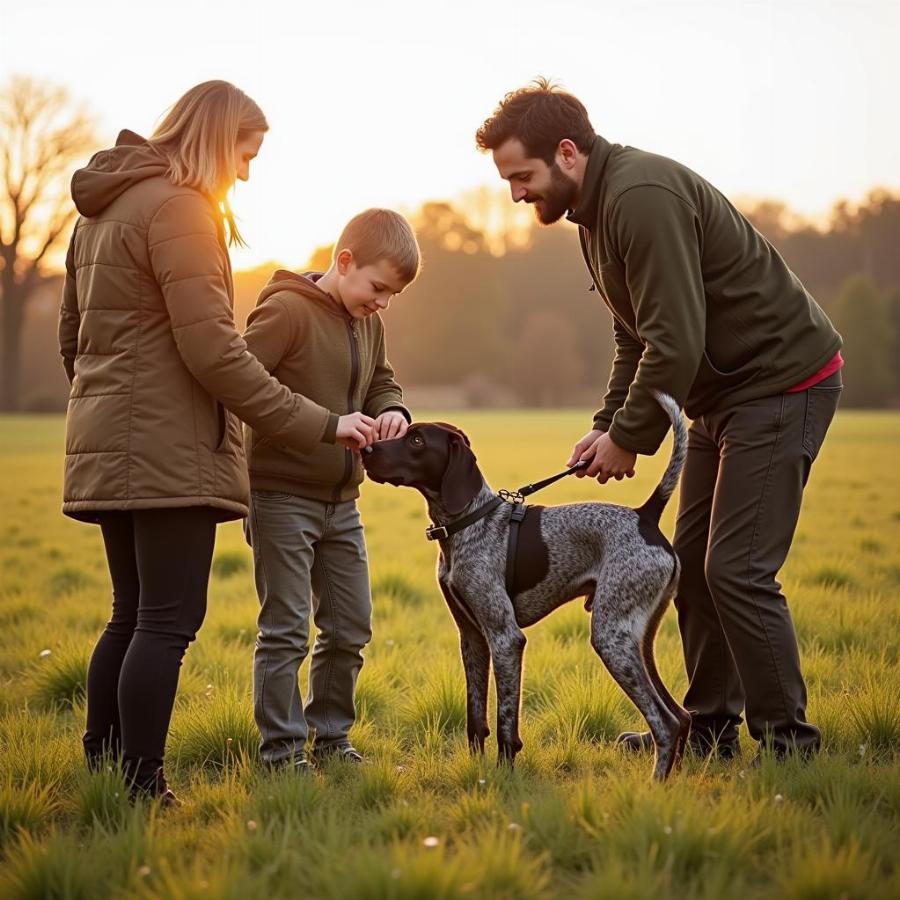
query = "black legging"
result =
(84, 507, 218, 789)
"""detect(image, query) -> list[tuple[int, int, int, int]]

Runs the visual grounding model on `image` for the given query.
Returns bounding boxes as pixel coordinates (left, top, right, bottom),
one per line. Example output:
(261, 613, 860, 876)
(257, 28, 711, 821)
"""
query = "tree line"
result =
(3, 77, 899, 412)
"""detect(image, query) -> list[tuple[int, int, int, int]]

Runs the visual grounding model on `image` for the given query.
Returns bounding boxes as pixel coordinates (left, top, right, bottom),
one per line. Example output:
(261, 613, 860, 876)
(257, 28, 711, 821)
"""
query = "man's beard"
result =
(533, 162, 578, 225)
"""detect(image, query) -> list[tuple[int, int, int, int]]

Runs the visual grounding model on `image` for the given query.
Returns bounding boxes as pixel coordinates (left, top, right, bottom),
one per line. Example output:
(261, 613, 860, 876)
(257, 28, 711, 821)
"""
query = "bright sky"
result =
(2, 0, 897, 270)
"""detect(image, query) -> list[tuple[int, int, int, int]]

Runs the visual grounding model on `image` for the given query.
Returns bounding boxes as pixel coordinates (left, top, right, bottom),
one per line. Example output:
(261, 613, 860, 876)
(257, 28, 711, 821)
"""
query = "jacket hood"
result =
(257, 269, 351, 319)
(71, 130, 170, 217)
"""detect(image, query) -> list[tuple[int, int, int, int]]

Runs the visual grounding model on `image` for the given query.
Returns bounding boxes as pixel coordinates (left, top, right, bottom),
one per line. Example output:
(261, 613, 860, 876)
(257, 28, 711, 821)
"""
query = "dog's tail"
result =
(636, 391, 687, 524)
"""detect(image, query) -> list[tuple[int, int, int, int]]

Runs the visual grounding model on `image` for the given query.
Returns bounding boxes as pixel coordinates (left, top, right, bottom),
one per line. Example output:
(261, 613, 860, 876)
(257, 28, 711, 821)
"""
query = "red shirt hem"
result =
(785, 351, 843, 393)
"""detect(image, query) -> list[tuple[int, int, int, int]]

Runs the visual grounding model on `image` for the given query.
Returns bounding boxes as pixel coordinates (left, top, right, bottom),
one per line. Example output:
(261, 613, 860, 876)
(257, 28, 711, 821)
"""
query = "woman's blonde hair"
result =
(149, 80, 268, 246)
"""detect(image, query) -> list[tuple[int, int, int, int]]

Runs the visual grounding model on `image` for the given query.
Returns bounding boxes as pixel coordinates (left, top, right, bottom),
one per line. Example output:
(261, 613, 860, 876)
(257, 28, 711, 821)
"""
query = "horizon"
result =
(25, 183, 897, 280)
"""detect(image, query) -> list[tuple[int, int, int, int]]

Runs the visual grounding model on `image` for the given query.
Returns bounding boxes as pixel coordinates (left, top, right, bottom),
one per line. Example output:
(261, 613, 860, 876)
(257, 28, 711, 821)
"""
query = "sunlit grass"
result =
(0, 777, 60, 850)
(0, 411, 898, 898)
(27, 643, 89, 710)
(169, 682, 258, 772)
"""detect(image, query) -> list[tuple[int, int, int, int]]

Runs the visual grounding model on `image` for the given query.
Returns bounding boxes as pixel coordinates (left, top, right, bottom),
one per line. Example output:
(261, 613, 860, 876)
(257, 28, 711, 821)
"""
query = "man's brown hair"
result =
(475, 78, 596, 165)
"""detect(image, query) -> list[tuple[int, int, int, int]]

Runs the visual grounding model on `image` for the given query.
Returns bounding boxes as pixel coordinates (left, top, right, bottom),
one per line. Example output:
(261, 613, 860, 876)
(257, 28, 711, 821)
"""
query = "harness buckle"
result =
(425, 524, 449, 541)
(499, 489, 525, 505)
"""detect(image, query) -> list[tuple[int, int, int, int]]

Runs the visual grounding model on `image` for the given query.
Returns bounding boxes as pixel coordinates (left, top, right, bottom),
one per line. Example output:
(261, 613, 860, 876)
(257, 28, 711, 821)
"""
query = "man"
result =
(476, 79, 843, 761)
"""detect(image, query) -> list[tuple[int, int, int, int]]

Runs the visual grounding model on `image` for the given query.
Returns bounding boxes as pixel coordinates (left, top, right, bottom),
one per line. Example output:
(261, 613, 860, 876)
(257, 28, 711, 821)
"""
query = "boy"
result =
(243, 208, 420, 769)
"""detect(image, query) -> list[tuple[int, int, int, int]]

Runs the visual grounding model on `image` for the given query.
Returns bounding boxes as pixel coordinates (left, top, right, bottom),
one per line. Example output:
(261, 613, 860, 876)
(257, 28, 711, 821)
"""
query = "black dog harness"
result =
(425, 461, 589, 596)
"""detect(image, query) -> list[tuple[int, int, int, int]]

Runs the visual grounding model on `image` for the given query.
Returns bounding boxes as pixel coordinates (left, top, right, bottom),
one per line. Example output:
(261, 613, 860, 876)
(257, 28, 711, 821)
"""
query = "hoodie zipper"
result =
(332, 318, 360, 501)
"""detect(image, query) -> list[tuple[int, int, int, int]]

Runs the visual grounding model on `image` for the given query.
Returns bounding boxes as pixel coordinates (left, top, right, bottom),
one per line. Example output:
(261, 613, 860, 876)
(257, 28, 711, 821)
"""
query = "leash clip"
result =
(425, 524, 448, 541)
(499, 489, 525, 505)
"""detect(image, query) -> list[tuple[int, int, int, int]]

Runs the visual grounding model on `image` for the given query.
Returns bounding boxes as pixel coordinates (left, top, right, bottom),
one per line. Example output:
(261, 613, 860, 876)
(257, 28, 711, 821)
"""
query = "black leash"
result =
(425, 460, 590, 595)
(499, 458, 590, 505)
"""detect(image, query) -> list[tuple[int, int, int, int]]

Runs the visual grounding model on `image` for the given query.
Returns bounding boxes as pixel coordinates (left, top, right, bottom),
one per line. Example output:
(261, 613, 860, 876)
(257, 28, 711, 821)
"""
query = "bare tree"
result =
(1, 76, 97, 411)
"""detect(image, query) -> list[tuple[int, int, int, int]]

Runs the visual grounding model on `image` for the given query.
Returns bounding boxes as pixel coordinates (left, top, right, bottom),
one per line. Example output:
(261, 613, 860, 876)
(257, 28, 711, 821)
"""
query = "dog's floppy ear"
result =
(440, 431, 482, 516)
(434, 423, 471, 447)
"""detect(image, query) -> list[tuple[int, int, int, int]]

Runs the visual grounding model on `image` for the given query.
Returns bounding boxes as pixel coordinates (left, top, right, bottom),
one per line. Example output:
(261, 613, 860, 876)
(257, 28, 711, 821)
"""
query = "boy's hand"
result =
(336, 412, 376, 450)
(567, 429, 637, 483)
(373, 410, 409, 441)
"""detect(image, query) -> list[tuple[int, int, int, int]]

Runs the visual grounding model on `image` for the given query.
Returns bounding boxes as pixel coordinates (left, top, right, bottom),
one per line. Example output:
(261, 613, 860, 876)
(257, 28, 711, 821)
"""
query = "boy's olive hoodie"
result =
(568, 135, 842, 455)
(243, 270, 410, 502)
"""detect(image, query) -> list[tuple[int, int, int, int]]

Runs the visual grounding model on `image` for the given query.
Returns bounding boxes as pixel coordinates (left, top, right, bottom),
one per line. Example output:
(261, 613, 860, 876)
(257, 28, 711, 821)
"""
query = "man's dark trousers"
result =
(672, 371, 843, 754)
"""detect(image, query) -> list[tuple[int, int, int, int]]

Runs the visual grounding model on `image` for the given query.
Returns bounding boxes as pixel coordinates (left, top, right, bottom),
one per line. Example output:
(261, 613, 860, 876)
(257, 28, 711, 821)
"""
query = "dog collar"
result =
(425, 496, 505, 542)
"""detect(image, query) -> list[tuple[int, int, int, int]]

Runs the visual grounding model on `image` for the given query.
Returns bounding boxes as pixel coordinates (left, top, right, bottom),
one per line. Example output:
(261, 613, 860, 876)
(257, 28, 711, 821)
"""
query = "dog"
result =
(362, 392, 690, 780)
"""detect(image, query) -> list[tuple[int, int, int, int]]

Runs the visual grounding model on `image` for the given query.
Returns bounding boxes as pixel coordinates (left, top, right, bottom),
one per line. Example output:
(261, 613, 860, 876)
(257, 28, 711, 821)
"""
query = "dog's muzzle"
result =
(361, 450, 400, 486)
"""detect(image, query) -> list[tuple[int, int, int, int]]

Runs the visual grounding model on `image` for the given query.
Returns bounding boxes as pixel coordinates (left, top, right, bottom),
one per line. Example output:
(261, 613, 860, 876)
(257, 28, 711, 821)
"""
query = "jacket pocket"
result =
(693, 351, 761, 390)
(215, 403, 241, 454)
(215, 402, 227, 451)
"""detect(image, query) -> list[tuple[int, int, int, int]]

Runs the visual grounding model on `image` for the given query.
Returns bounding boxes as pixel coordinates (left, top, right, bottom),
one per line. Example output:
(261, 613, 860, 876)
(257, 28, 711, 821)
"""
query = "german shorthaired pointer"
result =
(363, 392, 689, 780)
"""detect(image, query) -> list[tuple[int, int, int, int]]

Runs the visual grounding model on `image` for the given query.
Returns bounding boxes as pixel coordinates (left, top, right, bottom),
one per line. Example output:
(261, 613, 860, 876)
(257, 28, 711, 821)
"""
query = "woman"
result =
(58, 81, 372, 803)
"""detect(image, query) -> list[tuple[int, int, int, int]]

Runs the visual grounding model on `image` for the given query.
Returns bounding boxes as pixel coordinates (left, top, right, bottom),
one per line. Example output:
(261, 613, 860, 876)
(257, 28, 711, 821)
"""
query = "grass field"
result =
(1, 411, 898, 899)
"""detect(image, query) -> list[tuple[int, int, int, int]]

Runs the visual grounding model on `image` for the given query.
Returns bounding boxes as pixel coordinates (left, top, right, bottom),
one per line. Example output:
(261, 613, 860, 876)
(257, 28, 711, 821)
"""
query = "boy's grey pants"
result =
(672, 371, 842, 753)
(246, 491, 372, 763)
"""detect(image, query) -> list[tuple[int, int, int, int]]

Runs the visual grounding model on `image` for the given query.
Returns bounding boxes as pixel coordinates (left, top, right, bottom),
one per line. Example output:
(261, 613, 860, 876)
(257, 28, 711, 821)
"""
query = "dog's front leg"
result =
(457, 587, 526, 765)
(440, 581, 490, 753)
(488, 627, 527, 764)
(461, 630, 491, 754)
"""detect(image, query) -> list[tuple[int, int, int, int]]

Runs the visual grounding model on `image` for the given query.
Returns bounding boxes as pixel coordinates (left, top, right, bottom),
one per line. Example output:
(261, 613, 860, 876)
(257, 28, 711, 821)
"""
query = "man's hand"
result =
(373, 410, 409, 441)
(336, 412, 375, 450)
(567, 429, 637, 484)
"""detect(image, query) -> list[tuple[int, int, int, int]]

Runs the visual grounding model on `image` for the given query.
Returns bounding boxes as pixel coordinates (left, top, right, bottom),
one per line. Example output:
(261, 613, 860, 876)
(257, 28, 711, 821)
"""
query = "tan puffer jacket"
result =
(58, 130, 338, 523)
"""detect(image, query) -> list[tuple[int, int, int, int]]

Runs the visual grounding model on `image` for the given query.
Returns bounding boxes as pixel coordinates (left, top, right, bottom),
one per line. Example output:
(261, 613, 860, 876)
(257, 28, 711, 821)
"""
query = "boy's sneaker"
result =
(265, 755, 313, 774)
(314, 744, 364, 764)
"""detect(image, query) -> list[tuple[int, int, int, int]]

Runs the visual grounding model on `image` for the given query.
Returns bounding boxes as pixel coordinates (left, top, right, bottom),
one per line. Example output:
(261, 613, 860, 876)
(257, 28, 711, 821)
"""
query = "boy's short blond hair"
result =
(335, 208, 421, 284)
